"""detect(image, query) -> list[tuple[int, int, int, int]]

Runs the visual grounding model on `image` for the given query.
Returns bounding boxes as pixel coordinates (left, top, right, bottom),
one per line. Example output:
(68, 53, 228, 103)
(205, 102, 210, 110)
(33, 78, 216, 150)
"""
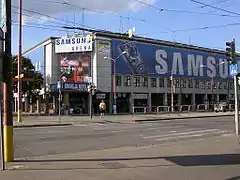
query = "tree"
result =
(12, 56, 44, 95)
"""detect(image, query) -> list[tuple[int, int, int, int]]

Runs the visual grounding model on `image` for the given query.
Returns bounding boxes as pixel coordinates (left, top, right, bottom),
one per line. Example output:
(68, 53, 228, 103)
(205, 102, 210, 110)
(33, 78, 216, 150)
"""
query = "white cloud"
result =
(12, 0, 156, 22)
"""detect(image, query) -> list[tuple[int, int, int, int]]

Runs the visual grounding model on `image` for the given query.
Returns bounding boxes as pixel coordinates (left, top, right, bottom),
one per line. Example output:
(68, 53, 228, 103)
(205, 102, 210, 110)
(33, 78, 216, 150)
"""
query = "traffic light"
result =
(226, 39, 236, 64)
(87, 84, 96, 95)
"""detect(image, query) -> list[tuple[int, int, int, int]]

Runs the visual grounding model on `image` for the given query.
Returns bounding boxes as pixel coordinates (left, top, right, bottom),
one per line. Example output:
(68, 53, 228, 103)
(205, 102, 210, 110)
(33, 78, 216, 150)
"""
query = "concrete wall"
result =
(44, 41, 53, 91)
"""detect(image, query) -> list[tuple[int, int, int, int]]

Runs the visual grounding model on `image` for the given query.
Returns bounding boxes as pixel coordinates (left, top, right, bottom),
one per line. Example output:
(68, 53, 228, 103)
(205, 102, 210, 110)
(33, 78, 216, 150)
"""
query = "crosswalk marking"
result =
(143, 129, 219, 139)
(156, 131, 230, 141)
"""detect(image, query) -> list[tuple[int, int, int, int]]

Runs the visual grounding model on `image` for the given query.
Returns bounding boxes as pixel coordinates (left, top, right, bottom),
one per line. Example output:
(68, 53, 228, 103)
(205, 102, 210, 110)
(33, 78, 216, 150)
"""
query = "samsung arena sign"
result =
(55, 35, 93, 53)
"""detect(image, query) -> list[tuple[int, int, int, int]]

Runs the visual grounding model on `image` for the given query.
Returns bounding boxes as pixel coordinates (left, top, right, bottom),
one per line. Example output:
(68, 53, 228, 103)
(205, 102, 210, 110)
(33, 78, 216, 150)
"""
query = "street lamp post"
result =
(170, 75, 174, 112)
(104, 51, 126, 114)
(58, 67, 71, 121)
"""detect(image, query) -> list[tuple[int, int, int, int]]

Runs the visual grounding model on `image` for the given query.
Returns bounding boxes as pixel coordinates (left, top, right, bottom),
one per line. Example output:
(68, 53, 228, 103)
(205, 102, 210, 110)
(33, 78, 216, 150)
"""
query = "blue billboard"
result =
(112, 39, 239, 79)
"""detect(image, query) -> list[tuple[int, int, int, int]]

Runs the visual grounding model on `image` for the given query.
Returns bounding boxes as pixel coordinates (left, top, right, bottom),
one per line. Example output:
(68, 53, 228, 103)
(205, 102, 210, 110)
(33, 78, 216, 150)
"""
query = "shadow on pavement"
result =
(10, 164, 173, 171)
(15, 153, 240, 167)
(164, 154, 240, 166)
(225, 177, 240, 180)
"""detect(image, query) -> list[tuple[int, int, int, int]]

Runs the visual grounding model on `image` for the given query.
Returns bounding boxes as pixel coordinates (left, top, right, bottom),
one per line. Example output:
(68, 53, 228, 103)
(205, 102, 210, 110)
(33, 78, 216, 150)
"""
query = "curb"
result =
(13, 114, 56, 117)
(13, 123, 73, 128)
(134, 114, 234, 122)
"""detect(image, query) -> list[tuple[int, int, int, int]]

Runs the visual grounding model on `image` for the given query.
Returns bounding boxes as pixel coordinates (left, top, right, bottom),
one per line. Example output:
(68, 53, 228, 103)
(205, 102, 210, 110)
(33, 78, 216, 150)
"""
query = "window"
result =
(206, 81, 211, 89)
(116, 75, 121, 86)
(151, 78, 157, 87)
(167, 79, 171, 88)
(199, 80, 205, 89)
(134, 76, 141, 87)
(167, 78, 178, 88)
(188, 79, 193, 88)
(174, 78, 180, 88)
(223, 81, 228, 90)
(195, 80, 199, 88)
(159, 78, 164, 87)
(124, 76, 131, 86)
(229, 82, 233, 90)
(142, 77, 148, 87)
(218, 81, 223, 89)
(181, 79, 186, 88)
(213, 81, 217, 89)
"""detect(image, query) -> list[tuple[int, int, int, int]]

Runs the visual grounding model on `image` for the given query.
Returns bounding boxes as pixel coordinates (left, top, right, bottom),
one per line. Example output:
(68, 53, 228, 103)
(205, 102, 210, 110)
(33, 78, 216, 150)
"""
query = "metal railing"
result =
(229, 104, 235, 111)
(197, 104, 208, 112)
(132, 106, 148, 114)
(156, 106, 170, 113)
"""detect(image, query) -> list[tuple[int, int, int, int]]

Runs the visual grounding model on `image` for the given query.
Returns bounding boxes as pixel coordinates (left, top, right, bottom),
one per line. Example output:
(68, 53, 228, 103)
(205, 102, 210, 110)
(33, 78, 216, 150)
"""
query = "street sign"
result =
(229, 64, 238, 76)
(1, 0, 6, 29)
(56, 81, 61, 89)
(88, 77, 92, 83)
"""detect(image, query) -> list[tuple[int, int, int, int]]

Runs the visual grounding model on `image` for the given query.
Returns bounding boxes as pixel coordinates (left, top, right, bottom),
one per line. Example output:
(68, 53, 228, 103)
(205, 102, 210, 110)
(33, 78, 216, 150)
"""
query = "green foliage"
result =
(12, 55, 44, 94)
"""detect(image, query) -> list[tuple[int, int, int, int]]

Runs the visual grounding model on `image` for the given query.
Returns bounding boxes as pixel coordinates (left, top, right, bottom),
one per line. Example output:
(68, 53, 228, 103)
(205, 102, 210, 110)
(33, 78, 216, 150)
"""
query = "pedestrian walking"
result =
(99, 100, 106, 118)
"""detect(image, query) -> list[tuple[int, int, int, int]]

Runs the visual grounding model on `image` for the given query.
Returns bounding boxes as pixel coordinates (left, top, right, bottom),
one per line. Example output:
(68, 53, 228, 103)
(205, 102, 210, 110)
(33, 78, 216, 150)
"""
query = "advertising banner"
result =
(55, 35, 93, 53)
(58, 53, 90, 83)
(97, 40, 111, 55)
(112, 39, 237, 79)
(1, 0, 6, 29)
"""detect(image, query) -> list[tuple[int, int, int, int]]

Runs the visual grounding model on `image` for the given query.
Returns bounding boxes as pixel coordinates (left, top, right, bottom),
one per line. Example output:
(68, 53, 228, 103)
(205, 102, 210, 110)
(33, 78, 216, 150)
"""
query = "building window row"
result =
(116, 75, 233, 90)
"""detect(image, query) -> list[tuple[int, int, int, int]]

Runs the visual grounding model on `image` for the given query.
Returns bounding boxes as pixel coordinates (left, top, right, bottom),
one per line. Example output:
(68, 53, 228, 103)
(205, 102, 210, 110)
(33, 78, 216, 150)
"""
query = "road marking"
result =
(142, 129, 219, 139)
(156, 132, 211, 141)
(19, 130, 66, 135)
(155, 130, 233, 141)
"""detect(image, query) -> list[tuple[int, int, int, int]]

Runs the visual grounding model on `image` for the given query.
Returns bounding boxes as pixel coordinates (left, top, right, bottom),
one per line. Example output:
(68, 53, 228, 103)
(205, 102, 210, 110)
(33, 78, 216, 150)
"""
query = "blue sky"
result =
(10, 0, 240, 59)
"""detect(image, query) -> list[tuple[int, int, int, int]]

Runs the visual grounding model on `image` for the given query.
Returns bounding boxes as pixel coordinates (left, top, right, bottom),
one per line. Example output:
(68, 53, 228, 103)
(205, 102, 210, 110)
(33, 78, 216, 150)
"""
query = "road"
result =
(14, 116, 235, 159)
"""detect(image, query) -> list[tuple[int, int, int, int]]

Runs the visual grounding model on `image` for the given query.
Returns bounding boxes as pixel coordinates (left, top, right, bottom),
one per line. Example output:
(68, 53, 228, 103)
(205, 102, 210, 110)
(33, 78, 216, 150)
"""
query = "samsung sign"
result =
(112, 39, 238, 79)
(55, 35, 93, 53)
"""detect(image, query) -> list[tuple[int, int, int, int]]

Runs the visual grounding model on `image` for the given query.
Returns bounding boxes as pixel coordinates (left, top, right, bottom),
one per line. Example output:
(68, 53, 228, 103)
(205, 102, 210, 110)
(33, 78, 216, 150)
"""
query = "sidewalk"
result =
(1, 135, 239, 180)
(13, 111, 234, 128)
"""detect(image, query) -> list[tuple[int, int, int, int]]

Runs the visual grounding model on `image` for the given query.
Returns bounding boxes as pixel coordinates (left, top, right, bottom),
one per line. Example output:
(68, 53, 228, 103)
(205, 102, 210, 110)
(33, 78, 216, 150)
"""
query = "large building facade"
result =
(34, 32, 238, 114)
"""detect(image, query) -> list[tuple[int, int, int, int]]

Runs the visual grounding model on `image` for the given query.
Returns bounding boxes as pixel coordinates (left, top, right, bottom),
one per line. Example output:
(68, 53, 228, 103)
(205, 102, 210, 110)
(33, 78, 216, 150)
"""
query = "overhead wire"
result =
(191, 0, 231, 10)
(12, 3, 172, 33)
(139, 21, 240, 35)
(11, 1, 240, 52)
(32, 0, 147, 22)
(12, 10, 70, 27)
(134, 0, 240, 17)
(12, 7, 240, 36)
(11, 5, 96, 30)
(21, 0, 240, 37)
(13, 0, 240, 37)
(12, 22, 76, 32)
(190, 0, 240, 16)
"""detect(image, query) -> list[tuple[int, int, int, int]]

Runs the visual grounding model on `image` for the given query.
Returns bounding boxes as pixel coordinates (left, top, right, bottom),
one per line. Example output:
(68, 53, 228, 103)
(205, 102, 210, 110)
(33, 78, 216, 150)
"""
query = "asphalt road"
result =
(14, 116, 235, 159)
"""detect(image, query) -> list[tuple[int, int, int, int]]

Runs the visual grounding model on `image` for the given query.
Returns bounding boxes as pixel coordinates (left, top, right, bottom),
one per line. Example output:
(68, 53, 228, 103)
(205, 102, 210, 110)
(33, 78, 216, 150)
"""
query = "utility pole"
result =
(226, 38, 239, 135)
(211, 76, 214, 111)
(233, 74, 239, 135)
(104, 51, 126, 114)
(17, 0, 23, 123)
(88, 83, 95, 119)
(58, 85, 61, 122)
(113, 59, 117, 114)
(3, 0, 14, 162)
(88, 83, 92, 119)
(170, 75, 174, 112)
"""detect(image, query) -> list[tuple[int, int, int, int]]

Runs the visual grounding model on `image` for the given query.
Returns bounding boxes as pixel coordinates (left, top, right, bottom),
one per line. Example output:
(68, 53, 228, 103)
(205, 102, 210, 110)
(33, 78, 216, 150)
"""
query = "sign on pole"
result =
(1, 0, 6, 29)
(56, 81, 61, 89)
(229, 64, 238, 76)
